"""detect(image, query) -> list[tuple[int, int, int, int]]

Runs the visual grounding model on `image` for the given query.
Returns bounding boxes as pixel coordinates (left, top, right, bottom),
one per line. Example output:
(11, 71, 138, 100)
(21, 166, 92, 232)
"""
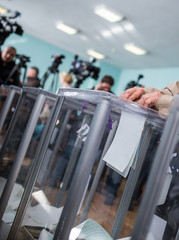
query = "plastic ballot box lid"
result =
(57, 87, 166, 126)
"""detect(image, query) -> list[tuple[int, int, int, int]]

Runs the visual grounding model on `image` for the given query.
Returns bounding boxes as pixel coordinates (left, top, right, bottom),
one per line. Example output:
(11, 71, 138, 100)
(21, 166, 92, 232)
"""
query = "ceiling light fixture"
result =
(111, 26, 123, 34)
(56, 23, 78, 35)
(87, 49, 105, 59)
(94, 7, 123, 23)
(0, 6, 7, 14)
(123, 23, 135, 31)
(101, 30, 112, 38)
(124, 43, 147, 55)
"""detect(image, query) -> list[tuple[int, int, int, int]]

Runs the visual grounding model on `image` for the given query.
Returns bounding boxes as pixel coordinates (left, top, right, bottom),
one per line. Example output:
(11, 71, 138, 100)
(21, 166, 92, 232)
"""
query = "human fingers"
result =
(137, 92, 161, 107)
(136, 94, 153, 107)
(128, 89, 143, 101)
(136, 98, 145, 106)
(143, 98, 154, 107)
(126, 87, 145, 101)
(120, 87, 142, 100)
(120, 88, 135, 98)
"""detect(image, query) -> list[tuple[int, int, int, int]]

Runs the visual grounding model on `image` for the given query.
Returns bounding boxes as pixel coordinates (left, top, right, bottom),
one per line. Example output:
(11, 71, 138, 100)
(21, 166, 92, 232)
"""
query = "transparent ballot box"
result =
(0, 87, 60, 239)
(130, 95, 179, 240)
(1, 88, 166, 240)
(0, 85, 22, 147)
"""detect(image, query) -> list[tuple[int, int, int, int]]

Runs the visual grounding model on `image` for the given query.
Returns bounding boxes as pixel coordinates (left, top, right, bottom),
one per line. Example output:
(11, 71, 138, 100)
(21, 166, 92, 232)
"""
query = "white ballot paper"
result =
(103, 111, 146, 177)
(22, 204, 63, 231)
(38, 229, 53, 240)
(147, 214, 167, 240)
(70, 219, 113, 240)
(70, 218, 131, 240)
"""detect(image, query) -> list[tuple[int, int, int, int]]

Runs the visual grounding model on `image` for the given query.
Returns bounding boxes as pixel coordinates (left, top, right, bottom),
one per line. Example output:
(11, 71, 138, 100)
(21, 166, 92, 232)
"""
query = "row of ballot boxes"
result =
(0, 85, 178, 240)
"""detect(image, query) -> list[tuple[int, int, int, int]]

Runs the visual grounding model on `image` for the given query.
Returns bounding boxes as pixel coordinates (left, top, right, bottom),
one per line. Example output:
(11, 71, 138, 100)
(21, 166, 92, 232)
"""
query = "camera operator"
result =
(25, 66, 41, 88)
(94, 75, 115, 93)
(0, 46, 21, 86)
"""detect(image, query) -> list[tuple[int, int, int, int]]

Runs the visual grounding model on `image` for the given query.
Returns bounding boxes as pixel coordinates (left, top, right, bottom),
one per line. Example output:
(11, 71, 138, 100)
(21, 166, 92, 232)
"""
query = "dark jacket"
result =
(0, 52, 21, 86)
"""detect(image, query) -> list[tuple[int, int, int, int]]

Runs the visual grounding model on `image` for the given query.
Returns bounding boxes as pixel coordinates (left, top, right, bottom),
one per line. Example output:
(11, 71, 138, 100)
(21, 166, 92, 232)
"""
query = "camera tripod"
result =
(74, 75, 86, 88)
(41, 54, 65, 91)
(41, 68, 59, 92)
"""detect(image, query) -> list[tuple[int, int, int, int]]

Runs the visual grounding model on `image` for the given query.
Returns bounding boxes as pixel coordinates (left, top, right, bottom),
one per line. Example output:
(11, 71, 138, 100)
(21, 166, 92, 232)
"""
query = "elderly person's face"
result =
(1, 47, 16, 63)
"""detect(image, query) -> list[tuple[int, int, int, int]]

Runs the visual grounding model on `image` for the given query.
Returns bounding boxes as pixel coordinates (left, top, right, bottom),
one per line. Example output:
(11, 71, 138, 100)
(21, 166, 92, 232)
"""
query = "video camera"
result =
(0, 11, 23, 45)
(49, 54, 65, 73)
(69, 55, 100, 88)
(16, 54, 30, 64)
(125, 74, 144, 90)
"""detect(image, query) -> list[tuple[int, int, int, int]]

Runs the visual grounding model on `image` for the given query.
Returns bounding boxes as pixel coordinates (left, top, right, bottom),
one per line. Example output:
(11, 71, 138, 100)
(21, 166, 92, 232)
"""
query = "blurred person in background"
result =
(25, 66, 41, 88)
(0, 46, 21, 86)
(59, 71, 73, 88)
(94, 75, 114, 93)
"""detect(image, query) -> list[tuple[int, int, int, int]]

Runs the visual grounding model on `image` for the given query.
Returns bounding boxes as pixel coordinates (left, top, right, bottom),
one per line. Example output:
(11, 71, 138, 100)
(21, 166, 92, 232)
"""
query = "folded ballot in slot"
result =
(104, 111, 146, 178)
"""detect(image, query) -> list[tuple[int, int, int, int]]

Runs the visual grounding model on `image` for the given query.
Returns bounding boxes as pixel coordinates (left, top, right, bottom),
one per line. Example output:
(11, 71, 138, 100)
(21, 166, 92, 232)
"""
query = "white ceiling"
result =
(1, 0, 179, 69)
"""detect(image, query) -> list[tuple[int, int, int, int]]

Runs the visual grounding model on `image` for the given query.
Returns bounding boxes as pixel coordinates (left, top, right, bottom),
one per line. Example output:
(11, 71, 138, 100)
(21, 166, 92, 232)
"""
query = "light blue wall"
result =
(115, 68, 179, 95)
(5, 33, 76, 92)
(4, 33, 179, 95)
(4, 32, 121, 92)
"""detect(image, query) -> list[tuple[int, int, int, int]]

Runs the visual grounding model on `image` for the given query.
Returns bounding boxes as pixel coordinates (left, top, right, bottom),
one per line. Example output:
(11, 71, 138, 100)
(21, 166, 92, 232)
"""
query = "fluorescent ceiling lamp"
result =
(87, 49, 105, 59)
(56, 23, 78, 35)
(124, 43, 147, 55)
(0, 6, 7, 14)
(111, 26, 123, 34)
(123, 23, 135, 31)
(94, 7, 123, 23)
(101, 30, 112, 38)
